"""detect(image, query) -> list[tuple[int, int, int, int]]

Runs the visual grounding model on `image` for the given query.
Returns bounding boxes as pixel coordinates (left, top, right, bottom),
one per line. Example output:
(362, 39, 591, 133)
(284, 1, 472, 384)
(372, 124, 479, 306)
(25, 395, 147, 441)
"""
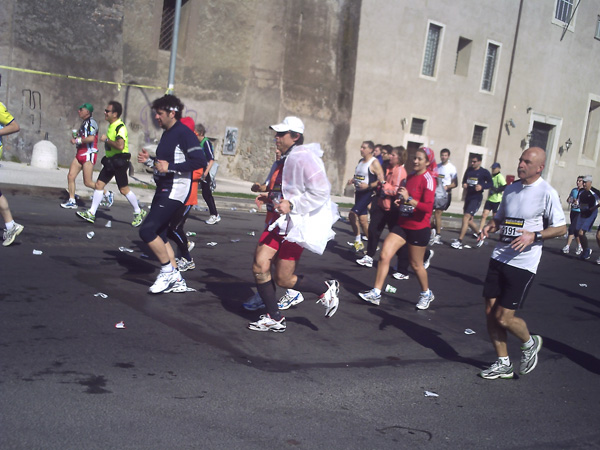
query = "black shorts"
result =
(568, 210, 580, 235)
(483, 200, 501, 213)
(97, 164, 129, 188)
(482, 258, 535, 310)
(390, 225, 430, 247)
(139, 193, 183, 244)
(351, 190, 373, 215)
(464, 196, 482, 216)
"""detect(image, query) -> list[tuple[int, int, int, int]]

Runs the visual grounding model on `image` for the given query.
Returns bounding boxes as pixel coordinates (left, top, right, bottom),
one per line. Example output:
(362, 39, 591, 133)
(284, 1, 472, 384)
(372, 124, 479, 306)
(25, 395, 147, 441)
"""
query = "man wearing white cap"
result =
(248, 116, 340, 332)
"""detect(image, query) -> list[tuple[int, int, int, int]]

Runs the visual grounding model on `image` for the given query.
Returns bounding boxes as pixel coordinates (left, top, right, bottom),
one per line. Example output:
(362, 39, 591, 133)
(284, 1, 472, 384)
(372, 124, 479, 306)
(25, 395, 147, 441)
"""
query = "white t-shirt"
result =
(491, 177, 566, 273)
(437, 161, 457, 188)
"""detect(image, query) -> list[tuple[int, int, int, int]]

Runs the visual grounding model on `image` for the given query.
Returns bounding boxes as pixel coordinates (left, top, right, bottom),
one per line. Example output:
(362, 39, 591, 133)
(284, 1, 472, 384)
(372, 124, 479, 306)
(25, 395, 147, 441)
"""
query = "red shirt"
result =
(397, 170, 435, 229)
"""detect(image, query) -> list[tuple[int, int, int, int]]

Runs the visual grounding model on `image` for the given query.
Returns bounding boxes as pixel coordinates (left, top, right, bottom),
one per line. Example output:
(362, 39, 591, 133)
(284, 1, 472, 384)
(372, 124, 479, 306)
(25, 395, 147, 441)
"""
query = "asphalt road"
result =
(1, 187, 599, 449)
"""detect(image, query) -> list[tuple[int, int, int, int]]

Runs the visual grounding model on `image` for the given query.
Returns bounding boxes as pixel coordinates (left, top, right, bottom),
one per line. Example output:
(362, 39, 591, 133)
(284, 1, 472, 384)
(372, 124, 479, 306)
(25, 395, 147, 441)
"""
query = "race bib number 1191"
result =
(500, 217, 524, 243)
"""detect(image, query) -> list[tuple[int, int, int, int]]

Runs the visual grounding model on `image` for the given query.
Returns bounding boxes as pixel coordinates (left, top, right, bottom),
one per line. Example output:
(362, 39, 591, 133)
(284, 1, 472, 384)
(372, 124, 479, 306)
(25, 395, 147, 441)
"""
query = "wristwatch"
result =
(407, 196, 413, 204)
(534, 231, 543, 242)
(289, 201, 294, 211)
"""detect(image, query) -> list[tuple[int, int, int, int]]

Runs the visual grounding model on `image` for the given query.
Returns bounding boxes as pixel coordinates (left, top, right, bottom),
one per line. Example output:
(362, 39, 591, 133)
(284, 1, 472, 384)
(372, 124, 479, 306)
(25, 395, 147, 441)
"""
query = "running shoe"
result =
(561, 244, 570, 254)
(431, 234, 443, 245)
(176, 257, 195, 272)
(353, 241, 364, 252)
(2, 223, 24, 247)
(104, 190, 115, 207)
(61, 199, 78, 209)
(187, 240, 195, 252)
(575, 245, 583, 255)
(149, 269, 183, 294)
(472, 232, 480, 239)
(358, 289, 381, 306)
(248, 314, 286, 332)
(392, 272, 410, 280)
(76, 210, 95, 223)
(416, 290, 435, 310)
(278, 290, 305, 310)
(596, 257, 600, 265)
(132, 209, 148, 227)
(243, 292, 265, 311)
(205, 215, 221, 225)
(520, 335, 543, 375)
(423, 250, 434, 270)
(168, 277, 190, 293)
(317, 280, 340, 317)
(476, 236, 486, 248)
(356, 255, 373, 268)
(580, 248, 593, 260)
(479, 360, 514, 379)
(450, 239, 463, 249)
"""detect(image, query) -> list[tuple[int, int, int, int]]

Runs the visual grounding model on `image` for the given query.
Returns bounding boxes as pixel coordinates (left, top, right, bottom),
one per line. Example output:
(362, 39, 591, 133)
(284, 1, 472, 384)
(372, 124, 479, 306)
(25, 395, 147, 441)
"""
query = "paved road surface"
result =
(1, 188, 599, 449)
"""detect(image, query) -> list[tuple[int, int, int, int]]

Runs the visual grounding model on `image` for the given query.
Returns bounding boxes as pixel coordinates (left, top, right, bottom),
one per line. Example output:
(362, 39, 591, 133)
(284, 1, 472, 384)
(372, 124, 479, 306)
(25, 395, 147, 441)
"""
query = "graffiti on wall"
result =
(21, 89, 42, 134)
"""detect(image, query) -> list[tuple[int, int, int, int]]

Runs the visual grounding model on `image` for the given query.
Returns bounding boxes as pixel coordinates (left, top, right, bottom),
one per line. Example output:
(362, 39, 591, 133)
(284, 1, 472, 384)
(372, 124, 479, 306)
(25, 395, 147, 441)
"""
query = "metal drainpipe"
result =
(494, 0, 523, 163)
(167, 0, 182, 94)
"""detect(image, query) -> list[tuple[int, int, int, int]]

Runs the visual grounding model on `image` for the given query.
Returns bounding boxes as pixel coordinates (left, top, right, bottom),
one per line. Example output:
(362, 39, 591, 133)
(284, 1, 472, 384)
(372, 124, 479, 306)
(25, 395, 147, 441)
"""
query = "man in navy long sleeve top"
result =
(452, 153, 493, 249)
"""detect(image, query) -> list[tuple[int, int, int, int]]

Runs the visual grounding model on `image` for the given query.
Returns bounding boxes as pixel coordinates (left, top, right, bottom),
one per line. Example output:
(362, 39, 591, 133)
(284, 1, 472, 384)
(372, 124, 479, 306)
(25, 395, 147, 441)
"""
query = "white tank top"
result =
(354, 157, 376, 184)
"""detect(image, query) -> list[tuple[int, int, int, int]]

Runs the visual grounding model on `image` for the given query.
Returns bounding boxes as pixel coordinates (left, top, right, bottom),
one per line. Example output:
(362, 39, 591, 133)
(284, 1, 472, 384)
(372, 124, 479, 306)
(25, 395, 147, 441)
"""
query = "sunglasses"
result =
(104, 109, 113, 113)
(275, 131, 290, 137)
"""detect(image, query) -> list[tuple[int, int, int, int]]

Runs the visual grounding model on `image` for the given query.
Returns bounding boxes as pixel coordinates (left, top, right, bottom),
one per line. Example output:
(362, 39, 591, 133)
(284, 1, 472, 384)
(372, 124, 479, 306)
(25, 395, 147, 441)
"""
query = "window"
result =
(481, 41, 500, 92)
(555, 0, 574, 23)
(582, 99, 600, 160)
(422, 22, 444, 78)
(454, 37, 472, 77)
(552, 0, 577, 31)
(159, 0, 190, 51)
(410, 118, 426, 135)
(595, 16, 600, 40)
(472, 125, 487, 146)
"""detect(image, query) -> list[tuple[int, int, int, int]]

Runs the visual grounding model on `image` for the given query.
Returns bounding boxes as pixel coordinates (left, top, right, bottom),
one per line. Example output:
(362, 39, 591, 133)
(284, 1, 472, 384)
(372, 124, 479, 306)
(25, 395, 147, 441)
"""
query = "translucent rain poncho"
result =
(276, 143, 339, 255)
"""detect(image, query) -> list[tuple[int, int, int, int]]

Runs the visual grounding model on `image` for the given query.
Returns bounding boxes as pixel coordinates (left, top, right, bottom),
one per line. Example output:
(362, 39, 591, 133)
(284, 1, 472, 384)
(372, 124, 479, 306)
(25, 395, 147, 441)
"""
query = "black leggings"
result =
(366, 203, 398, 257)
(167, 203, 193, 259)
(139, 194, 182, 244)
(201, 173, 218, 216)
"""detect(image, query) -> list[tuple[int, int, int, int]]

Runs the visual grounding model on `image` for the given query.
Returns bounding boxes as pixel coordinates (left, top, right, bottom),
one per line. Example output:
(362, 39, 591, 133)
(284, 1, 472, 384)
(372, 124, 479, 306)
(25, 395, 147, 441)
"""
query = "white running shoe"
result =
(416, 290, 435, 310)
(451, 239, 463, 249)
(278, 290, 305, 310)
(248, 314, 286, 332)
(61, 199, 78, 209)
(358, 289, 381, 306)
(243, 292, 265, 311)
(176, 257, 195, 272)
(149, 269, 183, 294)
(205, 215, 221, 225)
(423, 250, 434, 270)
(392, 272, 410, 280)
(317, 280, 340, 318)
(575, 245, 583, 256)
(561, 245, 570, 254)
(432, 234, 443, 245)
(477, 236, 486, 248)
(2, 223, 24, 247)
(356, 255, 373, 268)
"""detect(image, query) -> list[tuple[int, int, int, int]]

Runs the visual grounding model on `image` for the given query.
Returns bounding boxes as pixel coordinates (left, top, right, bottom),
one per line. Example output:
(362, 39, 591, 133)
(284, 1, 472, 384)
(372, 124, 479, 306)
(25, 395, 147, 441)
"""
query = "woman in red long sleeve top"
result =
(359, 147, 436, 310)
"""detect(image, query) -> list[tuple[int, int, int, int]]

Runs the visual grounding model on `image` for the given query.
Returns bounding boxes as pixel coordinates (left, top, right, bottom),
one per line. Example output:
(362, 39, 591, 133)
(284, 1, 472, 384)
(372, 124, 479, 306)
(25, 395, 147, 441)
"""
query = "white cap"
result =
(270, 116, 305, 134)
(583, 175, 593, 182)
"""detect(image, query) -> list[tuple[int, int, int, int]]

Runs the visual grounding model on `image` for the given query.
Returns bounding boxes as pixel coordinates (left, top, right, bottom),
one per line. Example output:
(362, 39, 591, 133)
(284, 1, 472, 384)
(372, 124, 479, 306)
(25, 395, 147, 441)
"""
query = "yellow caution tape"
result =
(0, 65, 167, 91)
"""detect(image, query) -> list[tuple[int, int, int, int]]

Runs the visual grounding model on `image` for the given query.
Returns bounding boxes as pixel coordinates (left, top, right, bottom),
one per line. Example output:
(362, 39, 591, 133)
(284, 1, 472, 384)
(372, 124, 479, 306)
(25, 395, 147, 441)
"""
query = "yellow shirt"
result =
(105, 118, 128, 158)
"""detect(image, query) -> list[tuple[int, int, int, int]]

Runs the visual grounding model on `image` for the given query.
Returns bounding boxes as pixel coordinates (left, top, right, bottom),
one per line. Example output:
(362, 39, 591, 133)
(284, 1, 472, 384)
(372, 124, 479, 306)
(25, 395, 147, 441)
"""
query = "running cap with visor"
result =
(270, 116, 304, 134)
(78, 102, 94, 113)
(583, 175, 593, 182)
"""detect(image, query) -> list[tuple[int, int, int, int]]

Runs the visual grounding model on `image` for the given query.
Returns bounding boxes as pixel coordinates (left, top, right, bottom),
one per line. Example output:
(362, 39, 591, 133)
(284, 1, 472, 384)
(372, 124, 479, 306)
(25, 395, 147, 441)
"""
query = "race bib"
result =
(466, 177, 478, 186)
(500, 217, 524, 243)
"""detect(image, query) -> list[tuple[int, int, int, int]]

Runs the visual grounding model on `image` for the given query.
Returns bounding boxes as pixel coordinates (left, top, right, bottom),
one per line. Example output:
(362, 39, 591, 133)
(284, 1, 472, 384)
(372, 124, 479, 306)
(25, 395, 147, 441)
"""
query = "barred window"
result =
(472, 125, 487, 147)
(555, 0, 574, 23)
(411, 118, 426, 135)
(159, 0, 189, 51)
(481, 42, 500, 92)
(422, 23, 443, 77)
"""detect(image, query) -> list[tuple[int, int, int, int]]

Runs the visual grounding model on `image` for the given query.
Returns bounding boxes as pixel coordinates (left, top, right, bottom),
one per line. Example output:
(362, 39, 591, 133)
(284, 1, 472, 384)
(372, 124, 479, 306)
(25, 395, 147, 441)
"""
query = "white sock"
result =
(160, 263, 174, 273)
(522, 336, 534, 349)
(355, 235, 361, 242)
(5, 220, 15, 230)
(89, 190, 104, 215)
(125, 191, 141, 214)
(499, 356, 510, 365)
(373, 288, 381, 295)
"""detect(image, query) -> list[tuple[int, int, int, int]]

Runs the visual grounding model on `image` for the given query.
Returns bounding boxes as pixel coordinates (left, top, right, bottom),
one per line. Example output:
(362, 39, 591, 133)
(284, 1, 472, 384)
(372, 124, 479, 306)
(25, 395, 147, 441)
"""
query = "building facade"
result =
(1, 0, 599, 199)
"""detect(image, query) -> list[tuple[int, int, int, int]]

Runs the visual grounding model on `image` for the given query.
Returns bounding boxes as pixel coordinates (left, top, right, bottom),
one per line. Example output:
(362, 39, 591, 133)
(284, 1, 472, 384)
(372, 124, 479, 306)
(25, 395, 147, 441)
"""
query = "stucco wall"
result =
(1, 0, 360, 193)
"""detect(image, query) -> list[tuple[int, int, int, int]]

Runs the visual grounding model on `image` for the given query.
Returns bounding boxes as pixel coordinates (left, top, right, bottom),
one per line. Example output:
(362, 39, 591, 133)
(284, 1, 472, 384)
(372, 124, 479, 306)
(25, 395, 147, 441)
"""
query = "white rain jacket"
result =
(269, 143, 339, 255)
